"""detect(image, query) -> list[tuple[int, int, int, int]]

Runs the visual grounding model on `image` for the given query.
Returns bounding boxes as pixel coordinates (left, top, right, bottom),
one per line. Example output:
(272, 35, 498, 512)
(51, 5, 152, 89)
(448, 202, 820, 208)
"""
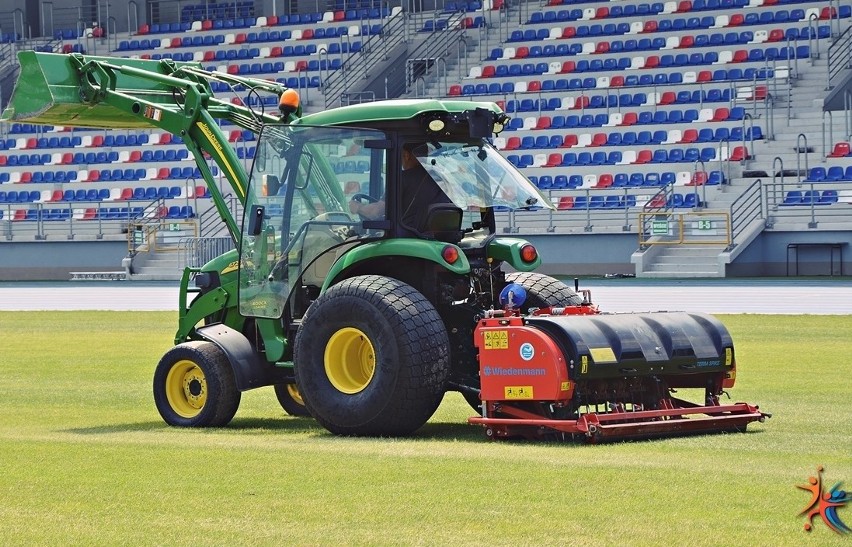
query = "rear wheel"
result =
(274, 383, 311, 417)
(153, 341, 240, 427)
(294, 275, 450, 436)
(504, 272, 583, 309)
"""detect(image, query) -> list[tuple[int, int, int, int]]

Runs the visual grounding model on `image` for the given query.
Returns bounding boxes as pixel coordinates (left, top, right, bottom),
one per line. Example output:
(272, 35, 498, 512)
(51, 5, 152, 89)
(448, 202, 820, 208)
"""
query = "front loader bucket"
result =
(1, 51, 203, 129)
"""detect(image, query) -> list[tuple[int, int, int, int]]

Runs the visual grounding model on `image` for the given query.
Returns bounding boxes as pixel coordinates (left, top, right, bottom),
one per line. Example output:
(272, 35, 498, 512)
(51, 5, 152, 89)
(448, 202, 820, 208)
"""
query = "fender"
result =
(321, 238, 470, 293)
(487, 237, 541, 272)
(195, 324, 291, 391)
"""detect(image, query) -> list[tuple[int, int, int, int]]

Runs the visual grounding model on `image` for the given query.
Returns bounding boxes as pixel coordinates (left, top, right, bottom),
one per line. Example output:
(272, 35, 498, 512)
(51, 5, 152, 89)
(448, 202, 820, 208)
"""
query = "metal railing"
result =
(728, 178, 763, 250)
(827, 23, 852, 90)
(179, 236, 234, 268)
(638, 210, 732, 247)
(322, 6, 407, 107)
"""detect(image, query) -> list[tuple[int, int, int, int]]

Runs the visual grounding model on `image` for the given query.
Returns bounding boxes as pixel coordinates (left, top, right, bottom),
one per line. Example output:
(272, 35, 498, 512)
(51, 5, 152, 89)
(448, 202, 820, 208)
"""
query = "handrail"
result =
(692, 158, 707, 207)
(728, 178, 763, 250)
(106, 16, 117, 53)
(846, 90, 852, 140)
(127, 1, 139, 35)
(829, 0, 841, 38)
(322, 7, 406, 107)
(772, 156, 785, 209)
(827, 24, 852, 90)
(807, 13, 820, 61)
(821, 110, 833, 161)
(796, 133, 809, 184)
(742, 113, 754, 160)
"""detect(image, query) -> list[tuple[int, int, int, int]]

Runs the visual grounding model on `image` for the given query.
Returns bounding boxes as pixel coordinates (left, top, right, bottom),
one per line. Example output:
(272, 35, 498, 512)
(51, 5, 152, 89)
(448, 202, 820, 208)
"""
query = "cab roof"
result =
(295, 99, 504, 129)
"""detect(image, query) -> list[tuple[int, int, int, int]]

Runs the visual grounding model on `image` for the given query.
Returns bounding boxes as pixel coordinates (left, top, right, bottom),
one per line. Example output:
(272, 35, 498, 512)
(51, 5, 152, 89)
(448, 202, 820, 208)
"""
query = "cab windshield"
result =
(415, 141, 554, 211)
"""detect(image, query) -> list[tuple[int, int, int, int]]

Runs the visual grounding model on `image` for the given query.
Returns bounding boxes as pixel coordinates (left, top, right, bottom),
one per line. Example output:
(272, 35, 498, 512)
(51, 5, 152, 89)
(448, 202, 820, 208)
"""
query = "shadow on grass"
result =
(64, 418, 765, 445)
(63, 416, 323, 436)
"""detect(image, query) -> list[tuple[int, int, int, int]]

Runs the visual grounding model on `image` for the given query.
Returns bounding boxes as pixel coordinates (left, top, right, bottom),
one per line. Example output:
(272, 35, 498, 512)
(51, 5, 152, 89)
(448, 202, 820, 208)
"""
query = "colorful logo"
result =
(797, 466, 850, 534)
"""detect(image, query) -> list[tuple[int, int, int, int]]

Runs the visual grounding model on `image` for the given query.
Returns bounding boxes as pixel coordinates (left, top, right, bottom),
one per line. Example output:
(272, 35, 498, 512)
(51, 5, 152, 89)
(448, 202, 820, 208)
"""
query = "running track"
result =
(1, 279, 850, 314)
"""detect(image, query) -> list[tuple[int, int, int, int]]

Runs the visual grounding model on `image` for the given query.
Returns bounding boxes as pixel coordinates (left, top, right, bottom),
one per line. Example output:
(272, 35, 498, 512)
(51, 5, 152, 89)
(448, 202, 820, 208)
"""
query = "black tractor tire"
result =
(294, 275, 450, 436)
(504, 272, 583, 309)
(274, 383, 311, 417)
(153, 341, 241, 427)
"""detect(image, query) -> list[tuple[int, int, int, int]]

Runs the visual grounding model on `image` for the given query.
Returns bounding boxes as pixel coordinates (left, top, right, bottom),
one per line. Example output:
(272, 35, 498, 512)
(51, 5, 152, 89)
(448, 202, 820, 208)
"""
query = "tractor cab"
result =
(236, 104, 553, 321)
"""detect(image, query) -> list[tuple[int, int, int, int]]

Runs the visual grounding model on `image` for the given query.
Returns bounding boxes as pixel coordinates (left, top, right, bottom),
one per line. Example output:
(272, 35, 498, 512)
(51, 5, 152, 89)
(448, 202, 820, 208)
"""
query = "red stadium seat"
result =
(729, 146, 750, 161)
(659, 91, 676, 105)
(636, 149, 653, 164)
(595, 174, 613, 188)
(681, 129, 699, 143)
(557, 196, 574, 210)
(828, 142, 851, 157)
(561, 134, 578, 148)
(546, 153, 563, 167)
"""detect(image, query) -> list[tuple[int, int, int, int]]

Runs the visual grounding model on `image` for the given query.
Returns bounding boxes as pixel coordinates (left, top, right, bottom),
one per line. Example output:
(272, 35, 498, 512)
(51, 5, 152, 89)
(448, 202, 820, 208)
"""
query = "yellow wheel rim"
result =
(286, 384, 305, 406)
(165, 359, 207, 418)
(324, 327, 375, 394)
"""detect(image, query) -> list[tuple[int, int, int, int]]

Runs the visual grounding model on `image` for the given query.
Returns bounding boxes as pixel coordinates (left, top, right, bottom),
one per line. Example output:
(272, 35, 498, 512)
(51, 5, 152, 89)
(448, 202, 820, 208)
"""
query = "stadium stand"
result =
(0, 0, 849, 277)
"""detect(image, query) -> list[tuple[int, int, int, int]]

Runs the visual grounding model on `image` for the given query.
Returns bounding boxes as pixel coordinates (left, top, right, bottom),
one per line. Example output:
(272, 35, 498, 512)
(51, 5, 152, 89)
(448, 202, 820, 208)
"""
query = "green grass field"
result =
(0, 312, 849, 545)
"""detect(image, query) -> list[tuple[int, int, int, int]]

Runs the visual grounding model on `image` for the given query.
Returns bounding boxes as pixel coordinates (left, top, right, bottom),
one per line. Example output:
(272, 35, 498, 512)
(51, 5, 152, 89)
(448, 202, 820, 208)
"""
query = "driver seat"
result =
(422, 204, 464, 243)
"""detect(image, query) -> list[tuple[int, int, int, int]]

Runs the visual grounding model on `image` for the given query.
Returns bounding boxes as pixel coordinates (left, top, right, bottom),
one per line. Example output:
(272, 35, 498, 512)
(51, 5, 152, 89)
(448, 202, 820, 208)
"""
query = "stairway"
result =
(633, 244, 727, 277)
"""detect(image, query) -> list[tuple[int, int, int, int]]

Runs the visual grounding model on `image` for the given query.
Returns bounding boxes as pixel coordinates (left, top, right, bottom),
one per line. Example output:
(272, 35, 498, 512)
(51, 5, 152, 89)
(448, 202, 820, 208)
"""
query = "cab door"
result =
(238, 125, 387, 319)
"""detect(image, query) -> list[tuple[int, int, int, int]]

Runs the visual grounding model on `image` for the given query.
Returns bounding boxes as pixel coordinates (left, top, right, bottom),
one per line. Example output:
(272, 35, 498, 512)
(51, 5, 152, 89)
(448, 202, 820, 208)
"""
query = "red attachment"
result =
(470, 400, 768, 442)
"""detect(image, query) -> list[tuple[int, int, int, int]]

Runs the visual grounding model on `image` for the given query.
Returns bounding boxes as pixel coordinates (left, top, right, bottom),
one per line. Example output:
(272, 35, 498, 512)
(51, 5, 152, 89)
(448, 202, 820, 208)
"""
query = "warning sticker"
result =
(581, 355, 589, 374)
(589, 347, 617, 363)
(483, 330, 509, 350)
(504, 386, 534, 399)
(560, 381, 571, 392)
(724, 347, 732, 366)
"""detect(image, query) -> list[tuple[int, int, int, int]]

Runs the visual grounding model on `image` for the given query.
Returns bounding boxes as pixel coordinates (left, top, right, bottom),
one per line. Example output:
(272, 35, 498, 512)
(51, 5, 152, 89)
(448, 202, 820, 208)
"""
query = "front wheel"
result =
(504, 272, 583, 309)
(294, 275, 450, 436)
(153, 341, 240, 427)
(274, 383, 311, 417)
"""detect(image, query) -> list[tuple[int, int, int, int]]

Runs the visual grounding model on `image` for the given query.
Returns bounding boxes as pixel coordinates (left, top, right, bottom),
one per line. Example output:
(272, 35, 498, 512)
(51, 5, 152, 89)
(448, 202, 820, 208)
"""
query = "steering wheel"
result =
(350, 193, 379, 204)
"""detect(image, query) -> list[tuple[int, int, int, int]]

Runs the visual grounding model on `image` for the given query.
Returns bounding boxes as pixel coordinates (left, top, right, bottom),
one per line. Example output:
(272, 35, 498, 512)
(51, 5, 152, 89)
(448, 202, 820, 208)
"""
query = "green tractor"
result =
(5, 52, 767, 441)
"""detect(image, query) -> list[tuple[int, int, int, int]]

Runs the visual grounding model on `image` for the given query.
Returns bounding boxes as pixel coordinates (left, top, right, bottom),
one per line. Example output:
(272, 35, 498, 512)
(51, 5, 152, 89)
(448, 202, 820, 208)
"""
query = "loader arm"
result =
(2, 51, 299, 241)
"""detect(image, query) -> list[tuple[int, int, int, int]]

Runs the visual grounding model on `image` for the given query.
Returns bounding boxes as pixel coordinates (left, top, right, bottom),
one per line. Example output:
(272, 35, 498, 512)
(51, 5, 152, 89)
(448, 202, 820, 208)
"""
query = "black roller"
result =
(525, 312, 734, 381)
